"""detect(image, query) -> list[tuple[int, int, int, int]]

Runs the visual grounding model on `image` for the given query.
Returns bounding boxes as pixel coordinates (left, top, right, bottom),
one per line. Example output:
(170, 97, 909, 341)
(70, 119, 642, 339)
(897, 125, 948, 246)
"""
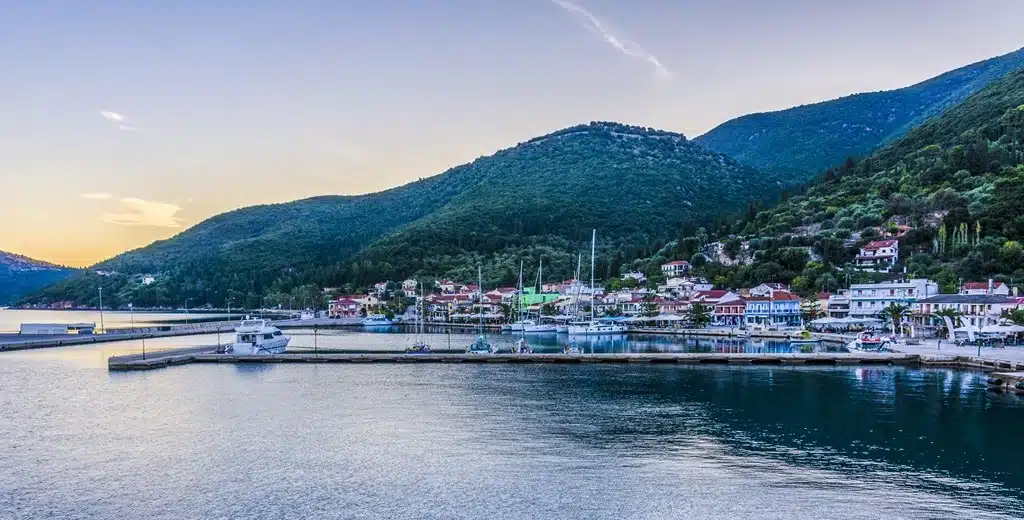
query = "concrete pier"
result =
(109, 349, 928, 371)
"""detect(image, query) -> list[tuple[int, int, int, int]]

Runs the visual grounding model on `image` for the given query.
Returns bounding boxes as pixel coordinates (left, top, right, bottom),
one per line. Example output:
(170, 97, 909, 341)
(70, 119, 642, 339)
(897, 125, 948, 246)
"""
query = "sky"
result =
(2, 0, 1023, 267)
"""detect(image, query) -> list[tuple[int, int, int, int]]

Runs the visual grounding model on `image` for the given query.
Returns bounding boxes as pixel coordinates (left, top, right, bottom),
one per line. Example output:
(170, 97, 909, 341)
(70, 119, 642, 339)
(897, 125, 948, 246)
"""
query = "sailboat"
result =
(568, 230, 627, 336)
(556, 254, 583, 333)
(406, 281, 431, 354)
(501, 261, 531, 332)
(524, 258, 557, 334)
(467, 265, 496, 354)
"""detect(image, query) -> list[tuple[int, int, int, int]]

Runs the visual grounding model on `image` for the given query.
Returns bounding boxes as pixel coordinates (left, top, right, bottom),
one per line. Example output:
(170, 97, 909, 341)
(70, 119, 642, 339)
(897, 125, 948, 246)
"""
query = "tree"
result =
(879, 303, 911, 337)
(541, 303, 557, 316)
(640, 294, 659, 318)
(1006, 308, 1024, 326)
(687, 302, 713, 329)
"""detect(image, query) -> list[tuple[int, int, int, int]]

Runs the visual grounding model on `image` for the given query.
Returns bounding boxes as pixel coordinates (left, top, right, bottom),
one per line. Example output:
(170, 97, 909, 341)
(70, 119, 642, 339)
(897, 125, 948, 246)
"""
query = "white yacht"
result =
(502, 319, 533, 332)
(361, 314, 393, 327)
(524, 322, 558, 334)
(226, 319, 290, 355)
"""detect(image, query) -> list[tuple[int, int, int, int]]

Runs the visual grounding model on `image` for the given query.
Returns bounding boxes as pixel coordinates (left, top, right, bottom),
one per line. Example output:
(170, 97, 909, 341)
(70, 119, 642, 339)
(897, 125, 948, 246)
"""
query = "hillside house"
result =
(661, 260, 691, 277)
(960, 280, 1011, 296)
(855, 240, 899, 272)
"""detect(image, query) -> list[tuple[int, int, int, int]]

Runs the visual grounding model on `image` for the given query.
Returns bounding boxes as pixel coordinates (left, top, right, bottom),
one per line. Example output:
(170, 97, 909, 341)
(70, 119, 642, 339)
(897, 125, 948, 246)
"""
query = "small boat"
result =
(225, 319, 290, 355)
(467, 335, 495, 354)
(512, 338, 533, 354)
(406, 341, 432, 354)
(789, 338, 822, 344)
(361, 314, 393, 327)
(0, 306, 9, 311)
(555, 324, 569, 333)
(563, 342, 583, 354)
(847, 333, 894, 352)
(503, 319, 535, 332)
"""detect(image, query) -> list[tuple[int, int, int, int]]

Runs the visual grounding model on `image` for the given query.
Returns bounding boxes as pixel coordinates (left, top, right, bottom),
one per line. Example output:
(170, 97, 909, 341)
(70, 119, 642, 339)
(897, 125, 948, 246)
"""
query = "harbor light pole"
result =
(98, 287, 105, 334)
(184, 299, 190, 326)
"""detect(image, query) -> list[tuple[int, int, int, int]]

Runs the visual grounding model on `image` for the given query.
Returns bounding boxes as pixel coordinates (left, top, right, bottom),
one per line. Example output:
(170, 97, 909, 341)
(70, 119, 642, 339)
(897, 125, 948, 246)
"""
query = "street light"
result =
(184, 298, 191, 326)
(98, 287, 105, 334)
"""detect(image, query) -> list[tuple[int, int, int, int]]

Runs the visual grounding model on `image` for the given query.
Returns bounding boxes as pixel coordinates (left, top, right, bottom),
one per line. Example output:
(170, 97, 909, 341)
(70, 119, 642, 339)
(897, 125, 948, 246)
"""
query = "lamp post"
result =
(184, 299, 191, 326)
(98, 287, 105, 334)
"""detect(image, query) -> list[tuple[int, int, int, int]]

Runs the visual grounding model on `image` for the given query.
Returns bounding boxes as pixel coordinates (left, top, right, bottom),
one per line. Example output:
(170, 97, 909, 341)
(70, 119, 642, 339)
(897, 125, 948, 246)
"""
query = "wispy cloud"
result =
(100, 198, 184, 228)
(99, 110, 137, 131)
(79, 192, 113, 200)
(549, 0, 672, 78)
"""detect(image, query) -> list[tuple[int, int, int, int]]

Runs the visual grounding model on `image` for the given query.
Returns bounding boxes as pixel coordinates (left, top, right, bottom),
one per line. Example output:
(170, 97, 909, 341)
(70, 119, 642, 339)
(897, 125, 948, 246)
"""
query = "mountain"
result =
(0, 251, 75, 305)
(25, 122, 783, 308)
(696, 47, 1024, 178)
(706, 68, 1024, 294)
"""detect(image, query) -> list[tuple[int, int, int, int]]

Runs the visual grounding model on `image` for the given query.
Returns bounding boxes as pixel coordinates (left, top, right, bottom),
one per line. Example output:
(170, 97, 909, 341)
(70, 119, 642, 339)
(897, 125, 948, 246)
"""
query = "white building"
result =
(661, 260, 691, 277)
(827, 291, 851, 319)
(914, 295, 1016, 329)
(855, 240, 899, 272)
(960, 280, 1011, 296)
(848, 279, 937, 319)
(401, 279, 418, 298)
(621, 271, 647, 284)
(749, 283, 790, 298)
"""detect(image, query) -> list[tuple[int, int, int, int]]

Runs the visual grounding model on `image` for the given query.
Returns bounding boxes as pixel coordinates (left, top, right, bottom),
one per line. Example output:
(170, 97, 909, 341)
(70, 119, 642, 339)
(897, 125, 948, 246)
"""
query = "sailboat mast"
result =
(478, 265, 484, 329)
(574, 253, 582, 317)
(518, 260, 524, 323)
(590, 229, 596, 322)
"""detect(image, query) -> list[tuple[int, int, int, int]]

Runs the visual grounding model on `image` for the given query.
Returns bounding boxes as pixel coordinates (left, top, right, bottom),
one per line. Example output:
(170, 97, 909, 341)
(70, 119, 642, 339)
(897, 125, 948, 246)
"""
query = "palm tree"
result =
(879, 303, 911, 337)
(687, 302, 713, 329)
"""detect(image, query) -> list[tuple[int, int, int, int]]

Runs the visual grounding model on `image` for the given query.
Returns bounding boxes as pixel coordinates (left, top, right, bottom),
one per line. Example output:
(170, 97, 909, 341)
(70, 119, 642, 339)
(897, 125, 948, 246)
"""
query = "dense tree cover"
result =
(0, 251, 75, 305)
(25, 122, 785, 308)
(688, 69, 1024, 295)
(696, 47, 1024, 177)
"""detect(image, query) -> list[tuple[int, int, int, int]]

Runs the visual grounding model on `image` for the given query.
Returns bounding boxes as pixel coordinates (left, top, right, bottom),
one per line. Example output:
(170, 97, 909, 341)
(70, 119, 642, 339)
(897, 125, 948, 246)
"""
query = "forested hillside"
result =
(0, 251, 75, 304)
(696, 47, 1024, 178)
(25, 123, 783, 308)
(673, 69, 1024, 294)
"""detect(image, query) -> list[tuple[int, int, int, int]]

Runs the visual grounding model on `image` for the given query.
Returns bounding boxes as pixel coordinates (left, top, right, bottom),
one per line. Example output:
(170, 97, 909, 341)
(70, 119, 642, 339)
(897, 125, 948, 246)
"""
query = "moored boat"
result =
(361, 314, 393, 327)
(226, 319, 290, 355)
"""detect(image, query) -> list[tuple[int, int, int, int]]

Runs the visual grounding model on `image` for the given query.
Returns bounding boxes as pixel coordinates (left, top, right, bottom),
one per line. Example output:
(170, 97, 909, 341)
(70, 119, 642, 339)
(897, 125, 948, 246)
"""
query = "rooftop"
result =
(916, 295, 1015, 304)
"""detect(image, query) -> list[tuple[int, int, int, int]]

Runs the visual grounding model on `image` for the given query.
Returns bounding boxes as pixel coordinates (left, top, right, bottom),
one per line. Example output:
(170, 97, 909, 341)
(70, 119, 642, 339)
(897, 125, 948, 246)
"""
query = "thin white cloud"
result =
(79, 192, 113, 200)
(550, 0, 672, 78)
(99, 110, 137, 131)
(100, 198, 184, 228)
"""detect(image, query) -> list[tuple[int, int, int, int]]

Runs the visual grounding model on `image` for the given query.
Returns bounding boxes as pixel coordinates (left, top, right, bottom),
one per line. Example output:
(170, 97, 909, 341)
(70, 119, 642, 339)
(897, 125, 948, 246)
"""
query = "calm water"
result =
(0, 309, 238, 333)
(2, 336, 1024, 519)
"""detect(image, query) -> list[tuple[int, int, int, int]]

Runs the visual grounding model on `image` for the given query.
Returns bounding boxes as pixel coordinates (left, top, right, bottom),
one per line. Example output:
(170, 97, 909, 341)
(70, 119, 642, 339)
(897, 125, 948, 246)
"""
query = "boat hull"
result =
(567, 325, 627, 336)
(228, 337, 290, 355)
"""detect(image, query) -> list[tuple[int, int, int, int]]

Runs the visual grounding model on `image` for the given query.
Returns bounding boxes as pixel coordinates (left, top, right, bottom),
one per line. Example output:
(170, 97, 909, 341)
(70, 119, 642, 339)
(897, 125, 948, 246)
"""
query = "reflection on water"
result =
(1, 341, 1023, 519)
(288, 326, 845, 354)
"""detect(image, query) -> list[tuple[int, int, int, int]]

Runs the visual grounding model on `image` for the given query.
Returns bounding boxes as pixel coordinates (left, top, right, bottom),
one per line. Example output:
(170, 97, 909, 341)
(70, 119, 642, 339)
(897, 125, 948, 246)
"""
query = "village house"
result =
(854, 240, 899, 272)
(328, 297, 361, 318)
(827, 291, 851, 318)
(658, 277, 713, 298)
(372, 281, 389, 296)
(714, 299, 747, 327)
(748, 283, 790, 297)
(743, 290, 802, 328)
(436, 279, 456, 294)
(960, 280, 1011, 296)
(401, 279, 418, 297)
(657, 298, 688, 315)
(661, 260, 691, 277)
(913, 294, 1017, 329)
(458, 284, 480, 297)
(621, 271, 647, 284)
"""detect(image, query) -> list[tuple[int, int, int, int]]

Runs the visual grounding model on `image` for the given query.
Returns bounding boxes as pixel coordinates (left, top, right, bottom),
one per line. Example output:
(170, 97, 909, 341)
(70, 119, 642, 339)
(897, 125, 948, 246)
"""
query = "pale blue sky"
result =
(2, 0, 1023, 265)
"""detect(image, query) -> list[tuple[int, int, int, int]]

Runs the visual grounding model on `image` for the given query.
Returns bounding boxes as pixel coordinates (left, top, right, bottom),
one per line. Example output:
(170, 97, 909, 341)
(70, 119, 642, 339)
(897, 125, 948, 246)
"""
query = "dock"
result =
(108, 348, 927, 371)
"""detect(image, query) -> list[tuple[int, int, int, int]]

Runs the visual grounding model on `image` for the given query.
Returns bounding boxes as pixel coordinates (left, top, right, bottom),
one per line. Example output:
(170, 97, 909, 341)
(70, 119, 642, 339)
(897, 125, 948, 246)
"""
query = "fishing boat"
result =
(568, 230, 627, 336)
(466, 265, 496, 354)
(361, 314, 393, 327)
(847, 332, 895, 352)
(563, 341, 583, 354)
(225, 319, 290, 355)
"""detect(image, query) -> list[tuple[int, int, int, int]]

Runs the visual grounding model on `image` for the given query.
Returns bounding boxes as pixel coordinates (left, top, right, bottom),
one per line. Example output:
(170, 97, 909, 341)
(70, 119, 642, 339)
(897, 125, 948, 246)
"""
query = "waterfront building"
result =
(373, 281, 389, 296)
(854, 240, 899, 272)
(661, 260, 691, 277)
(848, 279, 937, 320)
(827, 291, 851, 318)
(714, 299, 746, 326)
(913, 294, 1017, 329)
(328, 298, 361, 318)
(743, 290, 801, 328)
(960, 280, 1011, 296)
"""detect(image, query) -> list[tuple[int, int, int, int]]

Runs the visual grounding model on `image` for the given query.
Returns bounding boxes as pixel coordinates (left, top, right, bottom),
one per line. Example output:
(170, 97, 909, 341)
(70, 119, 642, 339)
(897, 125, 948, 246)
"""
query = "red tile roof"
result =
(864, 240, 897, 249)
(662, 260, 690, 267)
(963, 281, 1006, 290)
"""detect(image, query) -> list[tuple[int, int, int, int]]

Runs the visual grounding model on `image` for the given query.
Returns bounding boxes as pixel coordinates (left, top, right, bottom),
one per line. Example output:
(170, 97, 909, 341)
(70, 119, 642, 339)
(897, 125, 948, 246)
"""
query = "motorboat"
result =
(361, 314, 393, 327)
(512, 338, 533, 354)
(467, 335, 496, 354)
(406, 341, 432, 354)
(563, 342, 583, 354)
(226, 319, 290, 355)
(847, 333, 895, 352)
(567, 321, 627, 336)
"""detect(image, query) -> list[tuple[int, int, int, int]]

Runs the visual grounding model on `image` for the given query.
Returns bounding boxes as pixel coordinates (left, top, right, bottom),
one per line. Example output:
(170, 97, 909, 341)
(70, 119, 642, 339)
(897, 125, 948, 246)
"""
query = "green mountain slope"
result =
(724, 69, 1024, 293)
(26, 122, 782, 308)
(696, 47, 1024, 177)
(0, 251, 75, 305)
